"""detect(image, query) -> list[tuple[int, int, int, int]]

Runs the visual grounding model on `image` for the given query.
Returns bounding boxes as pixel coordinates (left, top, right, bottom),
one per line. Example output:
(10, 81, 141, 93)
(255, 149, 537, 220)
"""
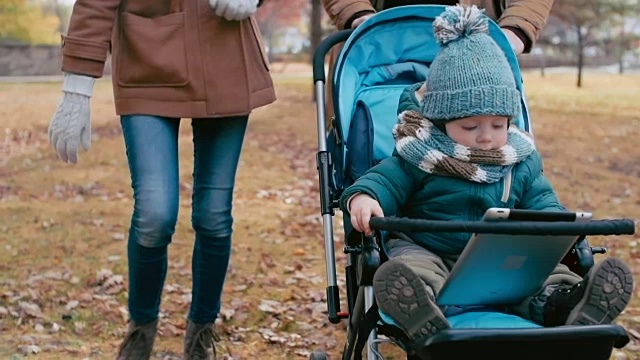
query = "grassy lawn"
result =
(0, 69, 639, 359)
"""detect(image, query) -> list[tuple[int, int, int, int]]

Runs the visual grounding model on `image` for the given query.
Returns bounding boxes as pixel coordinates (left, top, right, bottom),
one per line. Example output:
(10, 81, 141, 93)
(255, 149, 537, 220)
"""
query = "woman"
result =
(320, 0, 554, 129)
(47, 0, 274, 359)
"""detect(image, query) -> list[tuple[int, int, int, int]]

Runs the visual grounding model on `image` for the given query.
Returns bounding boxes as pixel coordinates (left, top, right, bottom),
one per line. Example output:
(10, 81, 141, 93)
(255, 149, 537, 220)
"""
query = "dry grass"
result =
(0, 69, 639, 359)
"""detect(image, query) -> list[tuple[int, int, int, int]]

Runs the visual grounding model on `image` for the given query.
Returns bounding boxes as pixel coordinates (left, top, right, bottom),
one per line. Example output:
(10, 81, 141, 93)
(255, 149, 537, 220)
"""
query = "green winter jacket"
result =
(339, 84, 564, 255)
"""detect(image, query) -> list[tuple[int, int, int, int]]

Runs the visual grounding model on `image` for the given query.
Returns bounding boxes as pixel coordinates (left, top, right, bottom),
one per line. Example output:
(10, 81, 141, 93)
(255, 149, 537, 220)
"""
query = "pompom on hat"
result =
(421, 5, 522, 123)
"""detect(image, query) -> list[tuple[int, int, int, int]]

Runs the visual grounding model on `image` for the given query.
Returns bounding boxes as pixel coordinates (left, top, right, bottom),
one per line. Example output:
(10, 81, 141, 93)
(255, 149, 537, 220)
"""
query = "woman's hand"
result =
(502, 28, 525, 55)
(351, 13, 375, 28)
(348, 193, 384, 236)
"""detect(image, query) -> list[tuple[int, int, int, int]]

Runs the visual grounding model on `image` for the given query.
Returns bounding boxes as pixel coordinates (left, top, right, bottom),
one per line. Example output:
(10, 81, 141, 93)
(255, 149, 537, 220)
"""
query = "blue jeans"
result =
(121, 115, 248, 325)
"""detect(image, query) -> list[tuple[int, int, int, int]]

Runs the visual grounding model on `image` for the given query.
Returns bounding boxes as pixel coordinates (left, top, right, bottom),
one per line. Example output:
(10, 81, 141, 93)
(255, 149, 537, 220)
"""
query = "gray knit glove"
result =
(209, 0, 258, 21)
(48, 72, 95, 164)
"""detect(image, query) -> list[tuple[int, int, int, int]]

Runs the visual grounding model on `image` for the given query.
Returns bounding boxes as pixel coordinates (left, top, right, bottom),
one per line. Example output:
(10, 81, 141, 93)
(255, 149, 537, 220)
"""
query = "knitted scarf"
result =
(393, 110, 536, 184)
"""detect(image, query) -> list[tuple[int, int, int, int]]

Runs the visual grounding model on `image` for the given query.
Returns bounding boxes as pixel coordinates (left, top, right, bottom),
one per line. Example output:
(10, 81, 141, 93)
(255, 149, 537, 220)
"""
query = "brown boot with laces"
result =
(184, 320, 221, 360)
(116, 320, 158, 360)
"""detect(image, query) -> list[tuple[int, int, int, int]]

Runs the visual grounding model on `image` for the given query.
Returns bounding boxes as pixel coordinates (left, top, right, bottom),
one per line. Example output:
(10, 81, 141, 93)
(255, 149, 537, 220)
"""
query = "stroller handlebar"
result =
(312, 29, 354, 83)
(369, 217, 636, 236)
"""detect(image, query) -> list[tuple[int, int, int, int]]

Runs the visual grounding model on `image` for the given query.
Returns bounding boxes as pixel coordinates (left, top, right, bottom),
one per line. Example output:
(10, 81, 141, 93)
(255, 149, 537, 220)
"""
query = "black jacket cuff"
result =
(502, 26, 533, 54)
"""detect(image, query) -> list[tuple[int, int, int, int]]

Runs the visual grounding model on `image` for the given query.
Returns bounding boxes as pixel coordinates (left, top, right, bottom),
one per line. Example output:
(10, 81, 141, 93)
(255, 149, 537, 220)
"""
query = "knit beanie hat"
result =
(421, 5, 521, 123)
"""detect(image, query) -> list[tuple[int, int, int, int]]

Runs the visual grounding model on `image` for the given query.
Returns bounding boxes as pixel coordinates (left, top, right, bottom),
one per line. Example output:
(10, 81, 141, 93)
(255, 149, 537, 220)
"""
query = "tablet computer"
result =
(436, 208, 592, 306)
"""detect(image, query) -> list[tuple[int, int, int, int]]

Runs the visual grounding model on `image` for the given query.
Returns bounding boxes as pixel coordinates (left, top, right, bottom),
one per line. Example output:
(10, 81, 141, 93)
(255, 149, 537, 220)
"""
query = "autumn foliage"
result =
(254, 0, 308, 55)
(0, 0, 61, 45)
(255, 0, 308, 29)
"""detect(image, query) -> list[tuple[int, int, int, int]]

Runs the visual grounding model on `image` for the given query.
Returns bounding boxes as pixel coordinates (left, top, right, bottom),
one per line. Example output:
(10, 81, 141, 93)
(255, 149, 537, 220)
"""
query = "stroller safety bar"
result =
(369, 217, 636, 236)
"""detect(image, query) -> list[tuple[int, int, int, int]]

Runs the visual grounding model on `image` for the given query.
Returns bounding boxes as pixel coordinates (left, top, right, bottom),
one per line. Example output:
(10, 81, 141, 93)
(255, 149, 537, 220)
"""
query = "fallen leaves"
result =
(4, 75, 639, 359)
(258, 299, 281, 314)
(64, 300, 79, 312)
(18, 301, 44, 319)
(1, 127, 43, 165)
(18, 344, 41, 355)
(92, 269, 125, 295)
(0, 265, 138, 356)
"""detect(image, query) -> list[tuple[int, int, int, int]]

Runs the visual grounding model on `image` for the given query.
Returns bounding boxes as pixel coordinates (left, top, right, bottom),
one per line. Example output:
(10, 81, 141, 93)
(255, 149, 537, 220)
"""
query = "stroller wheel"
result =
(309, 350, 329, 360)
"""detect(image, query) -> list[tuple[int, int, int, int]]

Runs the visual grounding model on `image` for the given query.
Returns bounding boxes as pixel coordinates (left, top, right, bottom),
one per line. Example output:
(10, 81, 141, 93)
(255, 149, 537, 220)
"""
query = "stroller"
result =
(309, 5, 635, 360)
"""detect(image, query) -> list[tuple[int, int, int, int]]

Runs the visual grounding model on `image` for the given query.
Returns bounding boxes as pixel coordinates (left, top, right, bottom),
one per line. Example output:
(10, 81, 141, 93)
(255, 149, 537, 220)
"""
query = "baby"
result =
(340, 4, 634, 346)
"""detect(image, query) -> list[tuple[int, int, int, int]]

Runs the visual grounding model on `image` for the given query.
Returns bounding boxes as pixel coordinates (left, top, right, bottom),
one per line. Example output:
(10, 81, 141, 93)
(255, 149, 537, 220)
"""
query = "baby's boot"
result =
(374, 259, 450, 344)
(543, 257, 633, 326)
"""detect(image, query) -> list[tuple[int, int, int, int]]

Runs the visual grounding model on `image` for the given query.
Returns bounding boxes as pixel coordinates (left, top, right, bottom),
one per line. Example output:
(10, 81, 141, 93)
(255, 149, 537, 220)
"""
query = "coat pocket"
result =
(116, 12, 189, 87)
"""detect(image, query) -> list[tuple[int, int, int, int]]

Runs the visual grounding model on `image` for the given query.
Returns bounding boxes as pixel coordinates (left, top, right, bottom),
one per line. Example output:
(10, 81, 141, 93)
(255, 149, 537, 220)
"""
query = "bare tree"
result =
(551, 0, 609, 87)
(50, 0, 69, 34)
(255, 0, 307, 63)
(310, 0, 322, 58)
(604, 0, 640, 74)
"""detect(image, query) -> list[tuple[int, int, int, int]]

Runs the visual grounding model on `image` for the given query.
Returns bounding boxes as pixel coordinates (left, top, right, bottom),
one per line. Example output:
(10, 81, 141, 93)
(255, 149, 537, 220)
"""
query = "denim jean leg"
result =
(188, 116, 248, 324)
(121, 115, 181, 324)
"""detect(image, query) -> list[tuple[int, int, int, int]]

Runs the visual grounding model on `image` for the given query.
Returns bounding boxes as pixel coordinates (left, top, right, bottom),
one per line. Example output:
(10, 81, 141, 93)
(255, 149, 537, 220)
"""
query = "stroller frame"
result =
(310, 6, 634, 360)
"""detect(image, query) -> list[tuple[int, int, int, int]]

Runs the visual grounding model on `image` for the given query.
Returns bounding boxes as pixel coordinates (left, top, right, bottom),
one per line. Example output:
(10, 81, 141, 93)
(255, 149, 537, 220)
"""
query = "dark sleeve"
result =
(321, 0, 376, 30)
(501, 26, 533, 54)
(497, 0, 554, 54)
(344, 10, 376, 29)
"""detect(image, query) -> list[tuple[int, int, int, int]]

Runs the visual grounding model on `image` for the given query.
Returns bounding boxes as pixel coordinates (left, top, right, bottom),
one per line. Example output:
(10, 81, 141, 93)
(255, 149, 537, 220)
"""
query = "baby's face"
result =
(444, 115, 509, 150)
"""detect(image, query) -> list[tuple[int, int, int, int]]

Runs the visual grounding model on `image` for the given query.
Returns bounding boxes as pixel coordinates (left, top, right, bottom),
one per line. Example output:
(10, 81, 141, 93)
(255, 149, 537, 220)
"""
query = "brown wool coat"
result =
(322, 0, 554, 45)
(320, 0, 554, 127)
(62, 0, 276, 118)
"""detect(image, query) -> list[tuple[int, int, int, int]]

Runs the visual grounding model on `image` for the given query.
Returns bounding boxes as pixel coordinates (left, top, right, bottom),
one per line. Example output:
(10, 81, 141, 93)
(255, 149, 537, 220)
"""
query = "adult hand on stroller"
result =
(209, 0, 258, 21)
(351, 13, 375, 28)
(48, 72, 95, 164)
(502, 28, 525, 55)
(349, 193, 384, 236)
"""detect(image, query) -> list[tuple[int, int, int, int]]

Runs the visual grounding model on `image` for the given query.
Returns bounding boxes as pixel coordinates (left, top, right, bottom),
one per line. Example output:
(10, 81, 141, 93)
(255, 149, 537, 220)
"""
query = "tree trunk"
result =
(618, 29, 625, 75)
(618, 54, 624, 75)
(310, 0, 322, 60)
(576, 26, 584, 88)
(51, 0, 67, 34)
(265, 31, 276, 64)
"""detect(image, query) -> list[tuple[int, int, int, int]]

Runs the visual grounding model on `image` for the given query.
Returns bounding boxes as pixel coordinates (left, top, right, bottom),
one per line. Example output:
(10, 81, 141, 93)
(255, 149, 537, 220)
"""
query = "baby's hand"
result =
(348, 194, 384, 236)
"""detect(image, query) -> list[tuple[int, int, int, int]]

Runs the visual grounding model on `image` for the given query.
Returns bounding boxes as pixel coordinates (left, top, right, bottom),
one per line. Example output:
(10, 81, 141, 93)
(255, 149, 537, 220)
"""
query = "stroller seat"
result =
(380, 309, 629, 359)
(381, 308, 541, 329)
(310, 5, 634, 360)
(376, 309, 629, 360)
